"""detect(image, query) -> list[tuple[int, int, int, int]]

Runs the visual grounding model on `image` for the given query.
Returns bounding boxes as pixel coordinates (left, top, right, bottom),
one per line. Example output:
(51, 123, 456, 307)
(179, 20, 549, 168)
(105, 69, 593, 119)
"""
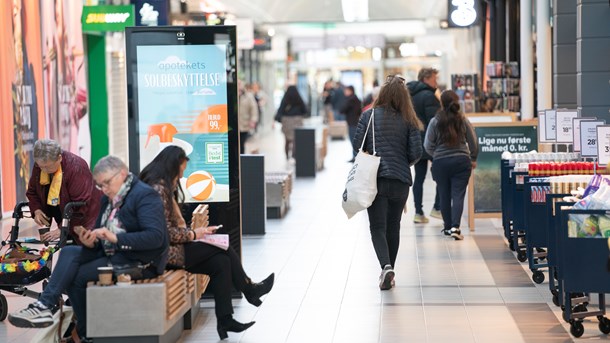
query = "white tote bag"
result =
(342, 109, 380, 219)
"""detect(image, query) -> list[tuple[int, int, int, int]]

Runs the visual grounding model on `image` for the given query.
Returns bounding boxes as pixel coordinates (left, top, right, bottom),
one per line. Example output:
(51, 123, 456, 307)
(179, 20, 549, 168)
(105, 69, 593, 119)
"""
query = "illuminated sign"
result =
(447, 0, 478, 28)
(82, 5, 135, 32)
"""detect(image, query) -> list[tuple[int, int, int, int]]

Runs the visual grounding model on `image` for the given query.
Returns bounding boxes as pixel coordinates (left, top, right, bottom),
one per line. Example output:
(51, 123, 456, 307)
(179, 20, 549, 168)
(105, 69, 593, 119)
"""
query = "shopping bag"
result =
(342, 109, 380, 219)
(30, 304, 74, 343)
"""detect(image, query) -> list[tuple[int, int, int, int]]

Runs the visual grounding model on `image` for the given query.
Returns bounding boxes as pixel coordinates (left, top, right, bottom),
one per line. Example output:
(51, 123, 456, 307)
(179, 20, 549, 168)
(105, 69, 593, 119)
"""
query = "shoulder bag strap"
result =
(359, 109, 377, 155)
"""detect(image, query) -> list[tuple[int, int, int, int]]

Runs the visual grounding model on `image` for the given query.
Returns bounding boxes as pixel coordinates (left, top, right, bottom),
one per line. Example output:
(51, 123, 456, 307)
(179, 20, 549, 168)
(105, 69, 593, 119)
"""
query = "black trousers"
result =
(184, 243, 249, 317)
(431, 155, 472, 230)
(366, 178, 410, 269)
(412, 158, 440, 214)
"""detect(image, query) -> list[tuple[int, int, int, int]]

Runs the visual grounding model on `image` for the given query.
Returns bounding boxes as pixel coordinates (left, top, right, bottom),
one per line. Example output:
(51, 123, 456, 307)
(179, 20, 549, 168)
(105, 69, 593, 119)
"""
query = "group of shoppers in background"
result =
(352, 68, 478, 290)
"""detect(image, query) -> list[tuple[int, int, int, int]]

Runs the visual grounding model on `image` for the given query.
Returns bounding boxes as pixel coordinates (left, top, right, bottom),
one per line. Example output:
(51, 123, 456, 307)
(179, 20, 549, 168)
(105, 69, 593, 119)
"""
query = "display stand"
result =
(467, 119, 538, 230)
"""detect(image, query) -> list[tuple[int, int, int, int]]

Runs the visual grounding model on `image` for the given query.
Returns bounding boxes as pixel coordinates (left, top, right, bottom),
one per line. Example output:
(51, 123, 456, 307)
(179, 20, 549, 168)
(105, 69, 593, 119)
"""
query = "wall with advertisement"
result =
(0, 0, 44, 214)
(0, 1, 90, 214)
(40, 0, 91, 161)
(125, 26, 242, 254)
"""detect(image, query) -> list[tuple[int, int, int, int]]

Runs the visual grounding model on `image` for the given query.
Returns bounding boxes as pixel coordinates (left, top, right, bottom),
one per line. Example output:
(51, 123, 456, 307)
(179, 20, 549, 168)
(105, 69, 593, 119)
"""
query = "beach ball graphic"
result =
(186, 171, 217, 201)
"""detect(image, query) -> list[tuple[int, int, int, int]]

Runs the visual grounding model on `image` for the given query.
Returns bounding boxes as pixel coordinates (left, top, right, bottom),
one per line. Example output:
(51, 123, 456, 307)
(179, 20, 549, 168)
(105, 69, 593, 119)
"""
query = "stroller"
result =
(0, 201, 85, 321)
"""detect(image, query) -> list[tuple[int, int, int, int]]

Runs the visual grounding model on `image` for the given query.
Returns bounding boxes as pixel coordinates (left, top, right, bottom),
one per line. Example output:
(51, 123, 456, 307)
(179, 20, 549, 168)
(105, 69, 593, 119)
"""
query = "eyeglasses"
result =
(386, 74, 406, 84)
(95, 171, 120, 190)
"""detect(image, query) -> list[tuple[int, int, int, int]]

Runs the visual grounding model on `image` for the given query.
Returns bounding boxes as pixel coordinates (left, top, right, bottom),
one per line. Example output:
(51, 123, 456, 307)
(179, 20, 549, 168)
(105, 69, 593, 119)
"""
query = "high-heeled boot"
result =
(243, 273, 275, 307)
(217, 315, 255, 340)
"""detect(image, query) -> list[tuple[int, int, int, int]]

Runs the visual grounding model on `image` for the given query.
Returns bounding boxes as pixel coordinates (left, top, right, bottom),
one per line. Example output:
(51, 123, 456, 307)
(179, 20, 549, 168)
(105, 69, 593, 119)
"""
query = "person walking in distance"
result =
(352, 75, 422, 290)
(238, 80, 258, 154)
(424, 90, 478, 240)
(407, 68, 442, 224)
(341, 85, 362, 161)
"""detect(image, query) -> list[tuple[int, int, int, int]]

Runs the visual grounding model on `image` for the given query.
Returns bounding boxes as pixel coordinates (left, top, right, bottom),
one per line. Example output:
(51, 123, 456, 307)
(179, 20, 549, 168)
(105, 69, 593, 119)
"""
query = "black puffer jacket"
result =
(352, 107, 422, 185)
(407, 80, 440, 160)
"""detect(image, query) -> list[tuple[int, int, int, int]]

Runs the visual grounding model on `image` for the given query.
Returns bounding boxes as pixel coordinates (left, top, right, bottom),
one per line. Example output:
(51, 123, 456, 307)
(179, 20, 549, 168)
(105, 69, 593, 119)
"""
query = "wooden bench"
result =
(86, 270, 209, 343)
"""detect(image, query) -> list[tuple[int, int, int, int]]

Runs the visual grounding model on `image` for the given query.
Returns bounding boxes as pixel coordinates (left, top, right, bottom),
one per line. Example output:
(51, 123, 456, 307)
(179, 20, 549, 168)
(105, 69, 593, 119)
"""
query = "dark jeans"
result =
(431, 155, 472, 230)
(348, 125, 358, 158)
(366, 178, 410, 269)
(184, 243, 249, 318)
(413, 158, 440, 215)
(40, 246, 156, 337)
(239, 131, 250, 154)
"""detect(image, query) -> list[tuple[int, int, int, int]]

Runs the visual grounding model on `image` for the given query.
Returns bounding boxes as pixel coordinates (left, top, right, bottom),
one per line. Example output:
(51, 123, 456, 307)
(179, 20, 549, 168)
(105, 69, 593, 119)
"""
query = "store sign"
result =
(82, 5, 135, 32)
(473, 124, 537, 213)
(447, 0, 479, 27)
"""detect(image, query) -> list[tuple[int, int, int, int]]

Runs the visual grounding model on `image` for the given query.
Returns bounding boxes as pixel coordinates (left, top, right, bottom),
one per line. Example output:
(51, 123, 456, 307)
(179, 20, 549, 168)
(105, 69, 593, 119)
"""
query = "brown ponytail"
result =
(436, 90, 466, 147)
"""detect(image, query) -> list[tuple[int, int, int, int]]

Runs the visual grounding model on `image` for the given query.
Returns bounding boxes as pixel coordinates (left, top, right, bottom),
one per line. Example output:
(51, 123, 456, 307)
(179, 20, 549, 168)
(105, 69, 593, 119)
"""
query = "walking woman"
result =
(140, 146, 274, 340)
(352, 75, 423, 290)
(274, 85, 307, 159)
(424, 90, 478, 240)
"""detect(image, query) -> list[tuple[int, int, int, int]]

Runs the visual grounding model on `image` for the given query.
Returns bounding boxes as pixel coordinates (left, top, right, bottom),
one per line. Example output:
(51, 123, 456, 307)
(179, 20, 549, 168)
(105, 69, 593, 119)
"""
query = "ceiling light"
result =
(341, 0, 368, 22)
(268, 28, 276, 37)
(372, 47, 382, 61)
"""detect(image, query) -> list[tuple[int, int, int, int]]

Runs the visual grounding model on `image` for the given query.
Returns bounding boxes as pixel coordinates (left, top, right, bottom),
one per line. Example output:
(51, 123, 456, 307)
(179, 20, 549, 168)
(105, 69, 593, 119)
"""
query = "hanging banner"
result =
(41, 0, 91, 162)
(0, 0, 44, 213)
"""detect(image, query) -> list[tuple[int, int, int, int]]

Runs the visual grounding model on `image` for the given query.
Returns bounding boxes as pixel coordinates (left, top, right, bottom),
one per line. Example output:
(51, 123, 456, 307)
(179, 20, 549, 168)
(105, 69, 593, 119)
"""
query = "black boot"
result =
(217, 315, 255, 340)
(243, 273, 275, 307)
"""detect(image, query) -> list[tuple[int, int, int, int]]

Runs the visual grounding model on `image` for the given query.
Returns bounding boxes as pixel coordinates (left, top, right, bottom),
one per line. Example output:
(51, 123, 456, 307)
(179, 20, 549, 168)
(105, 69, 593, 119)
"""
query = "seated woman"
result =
(9, 156, 169, 342)
(140, 145, 274, 340)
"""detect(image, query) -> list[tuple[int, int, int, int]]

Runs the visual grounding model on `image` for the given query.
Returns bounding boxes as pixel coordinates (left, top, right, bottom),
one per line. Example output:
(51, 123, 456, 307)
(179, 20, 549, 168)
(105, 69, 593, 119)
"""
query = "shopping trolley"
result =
(522, 176, 552, 283)
(0, 201, 85, 320)
(557, 208, 610, 338)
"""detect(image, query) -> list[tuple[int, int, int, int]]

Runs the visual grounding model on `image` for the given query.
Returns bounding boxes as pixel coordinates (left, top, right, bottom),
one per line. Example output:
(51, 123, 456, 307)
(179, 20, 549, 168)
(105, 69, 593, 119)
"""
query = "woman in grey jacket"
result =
(352, 75, 423, 290)
(424, 90, 478, 240)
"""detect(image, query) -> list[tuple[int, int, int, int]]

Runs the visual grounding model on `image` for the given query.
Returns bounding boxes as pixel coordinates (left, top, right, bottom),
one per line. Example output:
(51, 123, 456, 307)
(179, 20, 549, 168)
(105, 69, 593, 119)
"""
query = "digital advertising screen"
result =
(126, 26, 238, 204)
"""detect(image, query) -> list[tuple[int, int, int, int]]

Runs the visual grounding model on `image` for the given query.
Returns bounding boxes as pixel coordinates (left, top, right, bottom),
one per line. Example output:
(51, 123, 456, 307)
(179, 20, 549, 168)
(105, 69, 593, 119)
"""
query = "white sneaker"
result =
(379, 265, 395, 290)
(448, 227, 463, 240)
(429, 209, 442, 219)
(8, 301, 54, 328)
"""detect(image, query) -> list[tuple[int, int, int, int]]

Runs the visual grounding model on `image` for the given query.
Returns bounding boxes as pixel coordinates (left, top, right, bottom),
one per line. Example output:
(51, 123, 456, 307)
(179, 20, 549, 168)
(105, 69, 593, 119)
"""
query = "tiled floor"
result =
(1, 123, 608, 342)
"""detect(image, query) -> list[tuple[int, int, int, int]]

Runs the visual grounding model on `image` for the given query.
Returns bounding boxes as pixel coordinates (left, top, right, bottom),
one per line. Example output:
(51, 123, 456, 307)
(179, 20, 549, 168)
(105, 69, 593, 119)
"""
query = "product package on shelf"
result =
(566, 176, 610, 238)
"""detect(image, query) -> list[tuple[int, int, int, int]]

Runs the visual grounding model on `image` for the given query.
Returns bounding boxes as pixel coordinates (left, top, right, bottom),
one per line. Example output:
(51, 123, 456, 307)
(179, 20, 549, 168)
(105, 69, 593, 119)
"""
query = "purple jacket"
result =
(26, 150, 102, 240)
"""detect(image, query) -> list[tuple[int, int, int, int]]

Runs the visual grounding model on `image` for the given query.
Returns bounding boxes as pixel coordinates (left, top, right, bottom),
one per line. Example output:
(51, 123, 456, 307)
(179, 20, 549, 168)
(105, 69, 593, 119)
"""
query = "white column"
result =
(536, 0, 552, 111)
(520, 0, 534, 120)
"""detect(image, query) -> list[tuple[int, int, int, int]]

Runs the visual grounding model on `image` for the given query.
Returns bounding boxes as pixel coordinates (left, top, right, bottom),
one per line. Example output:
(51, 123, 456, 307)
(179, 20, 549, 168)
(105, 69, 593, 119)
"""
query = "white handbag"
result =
(342, 109, 381, 219)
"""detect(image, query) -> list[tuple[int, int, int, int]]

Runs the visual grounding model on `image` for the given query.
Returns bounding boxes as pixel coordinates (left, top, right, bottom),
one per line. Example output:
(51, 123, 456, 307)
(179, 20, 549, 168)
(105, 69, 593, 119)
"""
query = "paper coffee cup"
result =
(98, 266, 114, 286)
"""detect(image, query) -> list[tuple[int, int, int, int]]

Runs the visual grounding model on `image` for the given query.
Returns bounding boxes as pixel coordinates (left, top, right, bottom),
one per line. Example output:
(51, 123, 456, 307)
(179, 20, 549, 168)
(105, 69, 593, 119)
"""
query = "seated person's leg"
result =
(66, 256, 111, 339)
(8, 246, 84, 328)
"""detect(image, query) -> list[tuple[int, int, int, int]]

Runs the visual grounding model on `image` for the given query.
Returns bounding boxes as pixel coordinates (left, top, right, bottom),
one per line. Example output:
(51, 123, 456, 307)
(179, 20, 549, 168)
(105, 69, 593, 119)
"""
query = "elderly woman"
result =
(139, 145, 274, 340)
(26, 139, 102, 243)
(9, 156, 169, 342)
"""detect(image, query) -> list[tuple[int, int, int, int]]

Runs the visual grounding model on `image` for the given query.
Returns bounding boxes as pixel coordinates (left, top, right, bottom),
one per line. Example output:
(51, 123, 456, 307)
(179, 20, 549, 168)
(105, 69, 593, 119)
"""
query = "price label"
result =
(538, 111, 548, 143)
(597, 125, 610, 166)
(580, 120, 605, 157)
(207, 114, 223, 131)
(555, 110, 578, 143)
(573, 117, 596, 152)
(545, 109, 556, 141)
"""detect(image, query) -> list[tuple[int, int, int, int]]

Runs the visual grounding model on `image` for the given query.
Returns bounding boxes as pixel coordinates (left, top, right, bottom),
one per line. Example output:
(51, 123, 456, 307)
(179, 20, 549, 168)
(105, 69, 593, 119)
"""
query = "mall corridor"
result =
(0, 125, 596, 343)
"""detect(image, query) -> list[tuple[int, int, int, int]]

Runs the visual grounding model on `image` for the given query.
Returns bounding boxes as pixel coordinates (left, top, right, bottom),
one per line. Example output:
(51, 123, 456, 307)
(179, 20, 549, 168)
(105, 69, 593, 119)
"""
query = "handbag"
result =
(342, 109, 381, 219)
(112, 262, 148, 280)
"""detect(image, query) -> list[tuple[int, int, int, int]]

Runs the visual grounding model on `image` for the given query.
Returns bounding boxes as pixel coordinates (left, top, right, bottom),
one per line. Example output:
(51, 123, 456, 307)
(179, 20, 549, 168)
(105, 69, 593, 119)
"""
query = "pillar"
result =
(537, 0, 553, 110)
(576, 0, 610, 120)
(520, 0, 535, 119)
(553, 0, 577, 109)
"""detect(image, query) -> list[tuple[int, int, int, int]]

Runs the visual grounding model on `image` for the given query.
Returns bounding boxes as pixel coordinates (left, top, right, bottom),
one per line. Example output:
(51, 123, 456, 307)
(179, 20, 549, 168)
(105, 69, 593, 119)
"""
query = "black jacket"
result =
(352, 107, 422, 185)
(94, 177, 169, 275)
(340, 94, 362, 127)
(407, 80, 440, 160)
